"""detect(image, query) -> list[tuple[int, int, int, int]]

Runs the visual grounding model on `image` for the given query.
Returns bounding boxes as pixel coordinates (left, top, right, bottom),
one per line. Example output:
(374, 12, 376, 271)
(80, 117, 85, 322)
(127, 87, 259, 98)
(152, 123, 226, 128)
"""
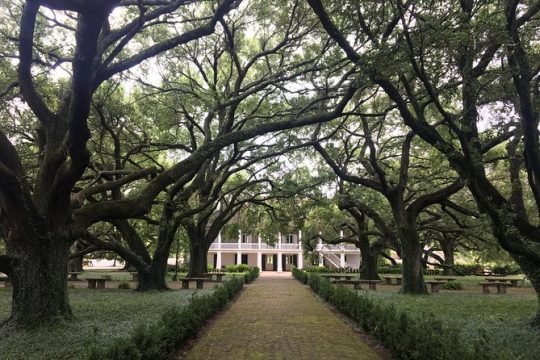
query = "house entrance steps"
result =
(180, 272, 382, 359)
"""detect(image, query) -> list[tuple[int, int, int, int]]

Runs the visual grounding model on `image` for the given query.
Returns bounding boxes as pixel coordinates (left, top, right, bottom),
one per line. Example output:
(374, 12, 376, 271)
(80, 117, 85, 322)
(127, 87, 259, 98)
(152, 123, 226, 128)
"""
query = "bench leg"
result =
(396, 279, 402, 285)
(181, 281, 189, 289)
(498, 285, 507, 294)
(431, 284, 440, 293)
(482, 285, 490, 294)
(196, 280, 204, 289)
(88, 280, 96, 289)
(369, 283, 377, 290)
(353, 283, 362, 290)
(385, 279, 392, 285)
(97, 280, 105, 289)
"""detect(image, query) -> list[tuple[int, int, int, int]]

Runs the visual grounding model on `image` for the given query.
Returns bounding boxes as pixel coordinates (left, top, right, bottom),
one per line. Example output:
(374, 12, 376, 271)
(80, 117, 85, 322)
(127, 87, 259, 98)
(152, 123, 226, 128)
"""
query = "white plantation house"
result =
(207, 230, 362, 272)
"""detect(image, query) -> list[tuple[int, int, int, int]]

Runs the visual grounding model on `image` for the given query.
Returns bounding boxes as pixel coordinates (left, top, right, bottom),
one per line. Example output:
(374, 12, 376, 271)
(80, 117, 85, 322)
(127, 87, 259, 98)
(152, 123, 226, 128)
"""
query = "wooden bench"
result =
(331, 279, 362, 289)
(357, 279, 383, 290)
(0, 275, 11, 288)
(484, 277, 522, 286)
(68, 272, 82, 281)
(381, 276, 402, 285)
(434, 276, 458, 283)
(426, 280, 445, 293)
(181, 277, 207, 289)
(204, 272, 225, 282)
(86, 277, 107, 289)
(129, 272, 139, 282)
(479, 281, 512, 294)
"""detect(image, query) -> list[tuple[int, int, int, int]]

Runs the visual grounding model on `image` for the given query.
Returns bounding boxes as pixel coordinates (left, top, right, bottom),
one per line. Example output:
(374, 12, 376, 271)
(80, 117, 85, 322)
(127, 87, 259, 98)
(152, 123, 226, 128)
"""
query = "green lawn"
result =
(364, 288, 540, 359)
(0, 287, 214, 360)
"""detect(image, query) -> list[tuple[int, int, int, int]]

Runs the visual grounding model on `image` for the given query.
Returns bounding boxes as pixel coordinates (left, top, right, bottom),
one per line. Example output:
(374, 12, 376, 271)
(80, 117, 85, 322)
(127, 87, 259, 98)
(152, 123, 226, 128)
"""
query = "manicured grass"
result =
(0, 287, 214, 360)
(364, 290, 540, 359)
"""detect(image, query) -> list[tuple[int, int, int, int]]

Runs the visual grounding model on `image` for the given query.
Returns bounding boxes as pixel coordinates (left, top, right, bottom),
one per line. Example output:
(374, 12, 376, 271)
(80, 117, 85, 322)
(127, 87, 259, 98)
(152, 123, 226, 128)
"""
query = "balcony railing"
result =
(209, 242, 302, 251)
(317, 243, 359, 252)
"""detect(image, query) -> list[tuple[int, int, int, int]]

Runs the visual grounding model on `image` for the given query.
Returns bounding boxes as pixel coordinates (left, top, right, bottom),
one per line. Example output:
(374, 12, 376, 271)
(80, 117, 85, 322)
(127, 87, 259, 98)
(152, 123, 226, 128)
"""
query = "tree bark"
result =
(399, 224, 428, 294)
(137, 261, 168, 291)
(6, 234, 72, 327)
(188, 240, 208, 278)
(440, 238, 457, 276)
(358, 238, 380, 280)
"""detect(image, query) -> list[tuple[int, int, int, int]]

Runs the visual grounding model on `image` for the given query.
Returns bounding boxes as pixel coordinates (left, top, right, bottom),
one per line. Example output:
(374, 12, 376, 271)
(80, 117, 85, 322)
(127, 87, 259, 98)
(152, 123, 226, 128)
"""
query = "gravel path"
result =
(182, 273, 382, 360)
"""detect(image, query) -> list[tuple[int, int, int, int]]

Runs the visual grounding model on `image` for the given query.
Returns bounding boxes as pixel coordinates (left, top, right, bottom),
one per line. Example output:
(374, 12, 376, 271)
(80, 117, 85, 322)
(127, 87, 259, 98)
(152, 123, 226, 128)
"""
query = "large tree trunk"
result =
(137, 260, 169, 291)
(440, 238, 456, 276)
(6, 234, 72, 327)
(399, 225, 427, 294)
(513, 256, 540, 327)
(357, 239, 380, 280)
(188, 240, 208, 277)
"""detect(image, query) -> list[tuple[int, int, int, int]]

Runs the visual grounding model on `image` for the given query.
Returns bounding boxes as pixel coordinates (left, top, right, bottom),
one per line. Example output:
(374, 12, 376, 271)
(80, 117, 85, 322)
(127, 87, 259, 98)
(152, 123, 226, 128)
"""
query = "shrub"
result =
(303, 266, 331, 273)
(243, 267, 260, 283)
(441, 281, 463, 290)
(88, 277, 245, 359)
(291, 267, 308, 284)
(377, 265, 402, 274)
(302, 273, 495, 360)
(118, 281, 131, 290)
(237, 264, 250, 273)
(225, 264, 238, 273)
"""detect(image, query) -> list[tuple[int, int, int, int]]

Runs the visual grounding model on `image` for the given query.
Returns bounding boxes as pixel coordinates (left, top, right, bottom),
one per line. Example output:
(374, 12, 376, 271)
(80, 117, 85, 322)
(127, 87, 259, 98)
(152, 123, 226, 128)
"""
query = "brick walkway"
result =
(181, 272, 382, 360)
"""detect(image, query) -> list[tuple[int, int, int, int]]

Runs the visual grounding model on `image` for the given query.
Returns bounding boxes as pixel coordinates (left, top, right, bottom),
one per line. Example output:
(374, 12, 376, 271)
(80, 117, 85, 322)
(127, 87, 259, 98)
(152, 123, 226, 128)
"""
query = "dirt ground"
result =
(178, 272, 383, 360)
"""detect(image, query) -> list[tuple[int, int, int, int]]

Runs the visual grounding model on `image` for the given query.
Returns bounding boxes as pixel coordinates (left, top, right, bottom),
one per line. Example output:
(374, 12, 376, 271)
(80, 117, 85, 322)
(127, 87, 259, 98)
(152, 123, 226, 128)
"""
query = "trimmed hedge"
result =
(295, 271, 495, 360)
(292, 266, 308, 284)
(87, 277, 245, 360)
(243, 266, 260, 283)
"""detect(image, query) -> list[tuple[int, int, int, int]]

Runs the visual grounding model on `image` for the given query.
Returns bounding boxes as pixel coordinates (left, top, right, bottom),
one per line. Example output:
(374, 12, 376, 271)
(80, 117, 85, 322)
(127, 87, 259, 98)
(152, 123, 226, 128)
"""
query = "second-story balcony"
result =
(209, 241, 302, 251)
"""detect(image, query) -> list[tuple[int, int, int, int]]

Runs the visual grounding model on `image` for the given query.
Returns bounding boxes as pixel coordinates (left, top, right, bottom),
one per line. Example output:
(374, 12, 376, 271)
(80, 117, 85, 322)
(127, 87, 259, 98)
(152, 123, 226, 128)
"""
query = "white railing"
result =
(209, 242, 302, 251)
(317, 243, 359, 252)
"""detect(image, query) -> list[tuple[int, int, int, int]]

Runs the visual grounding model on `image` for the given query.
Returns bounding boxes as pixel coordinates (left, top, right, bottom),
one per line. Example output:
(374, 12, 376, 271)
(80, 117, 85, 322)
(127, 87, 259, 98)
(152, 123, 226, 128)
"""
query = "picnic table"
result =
(484, 277, 523, 286)
(320, 273, 358, 281)
(381, 275, 402, 285)
(434, 276, 458, 283)
(204, 272, 225, 282)
(181, 277, 207, 289)
(68, 272, 82, 281)
(86, 277, 107, 289)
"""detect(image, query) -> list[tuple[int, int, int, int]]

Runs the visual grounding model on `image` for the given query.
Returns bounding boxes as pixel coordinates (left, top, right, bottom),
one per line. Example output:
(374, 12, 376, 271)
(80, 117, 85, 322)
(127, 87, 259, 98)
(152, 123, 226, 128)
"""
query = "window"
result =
(285, 234, 295, 243)
(266, 256, 273, 264)
(285, 255, 294, 264)
(242, 233, 249, 243)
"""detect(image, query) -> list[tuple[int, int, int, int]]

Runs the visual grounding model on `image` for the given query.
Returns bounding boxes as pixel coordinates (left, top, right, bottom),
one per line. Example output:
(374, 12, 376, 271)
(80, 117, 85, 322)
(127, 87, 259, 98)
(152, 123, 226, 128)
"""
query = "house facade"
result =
(207, 230, 363, 272)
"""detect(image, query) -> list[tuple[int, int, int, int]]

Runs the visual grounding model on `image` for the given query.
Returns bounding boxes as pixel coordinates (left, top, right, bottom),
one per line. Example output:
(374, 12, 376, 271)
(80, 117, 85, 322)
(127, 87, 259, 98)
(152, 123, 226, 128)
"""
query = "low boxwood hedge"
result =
(293, 270, 496, 360)
(87, 277, 245, 360)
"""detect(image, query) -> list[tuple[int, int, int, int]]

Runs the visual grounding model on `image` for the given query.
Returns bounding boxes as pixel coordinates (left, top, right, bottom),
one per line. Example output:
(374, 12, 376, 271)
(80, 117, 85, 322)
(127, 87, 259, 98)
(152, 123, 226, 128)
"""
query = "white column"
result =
(278, 232, 282, 249)
(257, 252, 262, 269)
(340, 229, 344, 238)
(340, 252, 346, 268)
(277, 252, 283, 272)
(238, 230, 242, 248)
(217, 230, 222, 250)
(237, 251, 242, 265)
(319, 254, 324, 267)
(297, 252, 303, 269)
(216, 251, 222, 269)
(298, 230, 302, 250)
(258, 234, 262, 249)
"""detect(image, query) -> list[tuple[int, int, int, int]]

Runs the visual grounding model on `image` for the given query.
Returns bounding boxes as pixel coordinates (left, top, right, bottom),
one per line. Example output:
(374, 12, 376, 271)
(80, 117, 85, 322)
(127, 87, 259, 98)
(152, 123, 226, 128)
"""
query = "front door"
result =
(241, 254, 248, 264)
(273, 255, 278, 271)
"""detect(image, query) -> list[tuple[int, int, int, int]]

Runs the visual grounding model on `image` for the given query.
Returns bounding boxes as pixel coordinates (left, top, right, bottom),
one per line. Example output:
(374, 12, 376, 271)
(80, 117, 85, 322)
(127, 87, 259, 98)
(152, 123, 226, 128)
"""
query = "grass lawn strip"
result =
(0, 288, 213, 360)
(183, 275, 382, 360)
